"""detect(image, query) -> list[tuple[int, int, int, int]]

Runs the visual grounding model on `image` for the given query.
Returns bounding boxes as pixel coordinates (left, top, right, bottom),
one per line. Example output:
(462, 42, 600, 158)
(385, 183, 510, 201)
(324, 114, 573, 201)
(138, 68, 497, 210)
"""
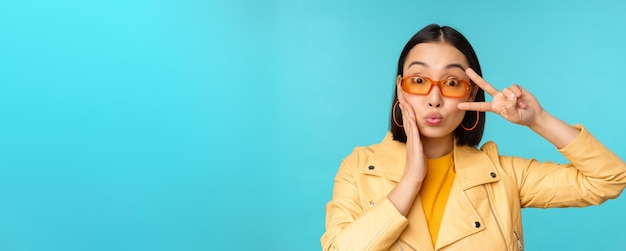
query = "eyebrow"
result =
(407, 61, 466, 72)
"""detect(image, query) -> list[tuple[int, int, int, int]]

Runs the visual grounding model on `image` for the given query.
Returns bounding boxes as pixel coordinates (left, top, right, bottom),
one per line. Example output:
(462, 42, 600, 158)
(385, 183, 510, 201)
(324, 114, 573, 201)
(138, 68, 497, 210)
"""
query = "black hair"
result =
(390, 24, 485, 147)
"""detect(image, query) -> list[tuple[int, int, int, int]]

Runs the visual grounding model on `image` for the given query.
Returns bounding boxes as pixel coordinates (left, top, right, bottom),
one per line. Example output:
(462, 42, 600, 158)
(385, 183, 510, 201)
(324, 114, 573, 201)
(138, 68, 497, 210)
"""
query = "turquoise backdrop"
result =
(1, 0, 625, 250)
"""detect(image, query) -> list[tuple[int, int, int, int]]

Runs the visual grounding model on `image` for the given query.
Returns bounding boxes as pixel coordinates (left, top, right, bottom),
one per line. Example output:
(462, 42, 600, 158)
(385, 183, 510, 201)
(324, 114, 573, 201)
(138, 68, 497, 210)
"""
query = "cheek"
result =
(404, 96, 426, 113)
(451, 109, 467, 121)
(447, 100, 467, 120)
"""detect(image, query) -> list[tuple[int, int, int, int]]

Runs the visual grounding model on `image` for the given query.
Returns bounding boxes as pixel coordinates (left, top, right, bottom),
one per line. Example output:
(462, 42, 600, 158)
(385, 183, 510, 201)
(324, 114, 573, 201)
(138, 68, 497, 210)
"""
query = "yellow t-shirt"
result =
(420, 151, 455, 247)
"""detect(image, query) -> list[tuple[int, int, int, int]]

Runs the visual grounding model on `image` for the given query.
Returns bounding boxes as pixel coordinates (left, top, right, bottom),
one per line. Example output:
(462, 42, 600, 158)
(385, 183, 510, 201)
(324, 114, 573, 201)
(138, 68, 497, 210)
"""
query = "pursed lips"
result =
(425, 112, 443, 125)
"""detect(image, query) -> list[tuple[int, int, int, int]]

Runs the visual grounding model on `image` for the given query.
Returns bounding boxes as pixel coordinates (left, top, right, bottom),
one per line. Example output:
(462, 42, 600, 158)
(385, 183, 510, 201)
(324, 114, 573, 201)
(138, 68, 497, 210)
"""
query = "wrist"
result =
(401, 174, 425, 183)
(527, 109, 580, 149)
(528, 108, 549, 130)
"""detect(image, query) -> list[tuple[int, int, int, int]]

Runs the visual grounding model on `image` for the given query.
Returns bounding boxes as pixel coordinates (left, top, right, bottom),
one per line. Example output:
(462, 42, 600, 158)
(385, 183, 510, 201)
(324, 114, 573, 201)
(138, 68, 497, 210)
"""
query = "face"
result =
(397, 42, 475, 140)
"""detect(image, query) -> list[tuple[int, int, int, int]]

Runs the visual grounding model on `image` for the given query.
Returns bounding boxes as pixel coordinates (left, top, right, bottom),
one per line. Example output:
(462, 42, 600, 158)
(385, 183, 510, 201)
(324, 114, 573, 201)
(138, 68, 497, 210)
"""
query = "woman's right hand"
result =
(386, 89, 427, 216)
(397, 93, 428, 183)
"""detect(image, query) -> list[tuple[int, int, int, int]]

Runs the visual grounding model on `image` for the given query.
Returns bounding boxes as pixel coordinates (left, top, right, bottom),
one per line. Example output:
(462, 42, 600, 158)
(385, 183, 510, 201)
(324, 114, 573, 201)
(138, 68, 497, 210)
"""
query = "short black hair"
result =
(390, 24, 485, 147)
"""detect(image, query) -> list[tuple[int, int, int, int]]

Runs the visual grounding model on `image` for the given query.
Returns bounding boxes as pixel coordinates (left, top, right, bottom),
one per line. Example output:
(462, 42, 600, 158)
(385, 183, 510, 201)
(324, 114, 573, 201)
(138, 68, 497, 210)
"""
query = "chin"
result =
(418, 127, 456, 140)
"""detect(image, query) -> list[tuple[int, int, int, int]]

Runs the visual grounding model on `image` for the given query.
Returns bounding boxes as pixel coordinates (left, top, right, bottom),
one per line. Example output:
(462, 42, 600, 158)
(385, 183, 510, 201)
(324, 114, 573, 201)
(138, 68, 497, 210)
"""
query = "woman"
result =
(320, 24, 626, 251)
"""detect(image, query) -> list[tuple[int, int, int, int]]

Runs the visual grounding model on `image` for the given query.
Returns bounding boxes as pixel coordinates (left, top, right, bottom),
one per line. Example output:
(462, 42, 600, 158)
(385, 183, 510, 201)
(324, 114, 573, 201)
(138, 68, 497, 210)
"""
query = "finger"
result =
(397, 92, 412, 117)
(408, 102, 420, 135)
(510, 85, 527, 108)
(403, 103, 421, 145)
(398, 99, 409, 122)
(502, 86, 527, 109)
(398, 94, 408, 105)
(502, 85, 523, 99)
(510, 84, 523, 97)
(505, 95, 517, 110)
(400, 102, 417, 123)
(458, 101, 493, 112)
(466, 68, 499, 97)
(501, 88, 516, 101)
(398, 101, 412, 126)
(399, 102, 419, 138)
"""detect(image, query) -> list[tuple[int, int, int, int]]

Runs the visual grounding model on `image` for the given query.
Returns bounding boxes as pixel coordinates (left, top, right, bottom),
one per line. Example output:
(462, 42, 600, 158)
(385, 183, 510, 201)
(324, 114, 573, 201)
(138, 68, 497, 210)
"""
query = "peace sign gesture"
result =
(458, 68, 545, 127)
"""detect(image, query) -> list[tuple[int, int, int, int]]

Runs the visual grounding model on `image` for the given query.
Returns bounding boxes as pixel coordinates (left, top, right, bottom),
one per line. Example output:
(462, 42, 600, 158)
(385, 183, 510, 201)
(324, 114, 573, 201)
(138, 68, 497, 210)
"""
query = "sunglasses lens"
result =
(402, 77, 471, 98)
(441, 79, 470, 98)
(403, 77, 431, 95)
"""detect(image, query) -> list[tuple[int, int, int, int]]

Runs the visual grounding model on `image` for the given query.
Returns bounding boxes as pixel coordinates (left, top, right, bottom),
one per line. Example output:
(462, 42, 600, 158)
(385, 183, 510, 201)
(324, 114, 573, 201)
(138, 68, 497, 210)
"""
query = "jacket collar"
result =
(363, 132, 406, 182)
(363, 132, 501, 249)
(363, 132, 500, 189)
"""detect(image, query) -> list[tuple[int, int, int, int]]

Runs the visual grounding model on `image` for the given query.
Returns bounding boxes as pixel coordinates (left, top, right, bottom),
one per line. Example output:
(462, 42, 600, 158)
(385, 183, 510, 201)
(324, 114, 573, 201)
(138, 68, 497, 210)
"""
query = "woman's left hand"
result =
(458, 68, 545, 127)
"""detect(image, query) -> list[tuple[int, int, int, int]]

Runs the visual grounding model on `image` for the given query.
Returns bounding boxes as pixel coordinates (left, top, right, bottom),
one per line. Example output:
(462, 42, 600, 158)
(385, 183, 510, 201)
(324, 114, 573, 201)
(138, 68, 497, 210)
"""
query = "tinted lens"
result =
(401, 77, 471, 97)
(440, 79, 471, 97)
(402, 77, 431, 94)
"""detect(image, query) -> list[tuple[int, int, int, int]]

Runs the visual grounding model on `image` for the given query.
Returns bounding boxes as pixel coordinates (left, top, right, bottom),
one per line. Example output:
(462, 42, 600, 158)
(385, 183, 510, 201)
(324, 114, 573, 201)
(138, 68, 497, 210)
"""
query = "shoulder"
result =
(332, 142, 382, 182)
(455, 140, 501, 158)
(454, 140, 503, 168)
(341, 132, 395, 166)
(479, 141, 500, 158)
(341, 142, 381, 168)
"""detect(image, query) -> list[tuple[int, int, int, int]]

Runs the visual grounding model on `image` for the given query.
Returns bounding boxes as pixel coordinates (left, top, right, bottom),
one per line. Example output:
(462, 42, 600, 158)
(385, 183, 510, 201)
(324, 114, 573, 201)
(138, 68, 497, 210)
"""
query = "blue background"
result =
(1, 0, 625, 250)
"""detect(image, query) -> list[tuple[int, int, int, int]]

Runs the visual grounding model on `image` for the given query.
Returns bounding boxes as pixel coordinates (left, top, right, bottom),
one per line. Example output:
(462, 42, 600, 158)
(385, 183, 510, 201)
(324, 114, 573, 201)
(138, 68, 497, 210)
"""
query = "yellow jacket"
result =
(321, 125, 626, 251)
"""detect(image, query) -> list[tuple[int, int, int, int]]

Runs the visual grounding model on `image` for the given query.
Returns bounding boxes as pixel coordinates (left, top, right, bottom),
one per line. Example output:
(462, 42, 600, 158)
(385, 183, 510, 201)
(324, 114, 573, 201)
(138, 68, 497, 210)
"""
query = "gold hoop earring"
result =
(393, 101, 403, 128)
(461, 111, 479, 131)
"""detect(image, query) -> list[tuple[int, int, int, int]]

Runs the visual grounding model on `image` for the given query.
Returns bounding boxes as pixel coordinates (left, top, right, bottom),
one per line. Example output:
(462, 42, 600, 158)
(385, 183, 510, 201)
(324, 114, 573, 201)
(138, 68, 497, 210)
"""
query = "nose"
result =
(429, 102, 441, 108)
(428, 85, 443, 108)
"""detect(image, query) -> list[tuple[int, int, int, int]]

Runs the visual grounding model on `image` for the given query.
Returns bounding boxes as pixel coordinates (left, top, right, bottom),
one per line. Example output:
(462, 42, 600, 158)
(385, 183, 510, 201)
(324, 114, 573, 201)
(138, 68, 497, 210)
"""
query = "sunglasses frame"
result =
(401, 76, 472, 98)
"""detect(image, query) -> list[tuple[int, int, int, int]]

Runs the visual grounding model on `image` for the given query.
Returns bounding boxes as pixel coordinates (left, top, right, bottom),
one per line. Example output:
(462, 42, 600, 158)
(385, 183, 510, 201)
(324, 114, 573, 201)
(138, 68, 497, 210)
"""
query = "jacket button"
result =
(490, 172, 497, 178)
(474, 221, 481, 228)
(368, 165, 375, 170)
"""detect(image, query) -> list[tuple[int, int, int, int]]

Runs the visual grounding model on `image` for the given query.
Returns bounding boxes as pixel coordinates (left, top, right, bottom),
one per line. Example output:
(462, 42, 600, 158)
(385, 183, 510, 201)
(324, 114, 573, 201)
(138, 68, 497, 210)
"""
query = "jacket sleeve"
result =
(320, 148, 409, 251)
(497, 125, 626, 208)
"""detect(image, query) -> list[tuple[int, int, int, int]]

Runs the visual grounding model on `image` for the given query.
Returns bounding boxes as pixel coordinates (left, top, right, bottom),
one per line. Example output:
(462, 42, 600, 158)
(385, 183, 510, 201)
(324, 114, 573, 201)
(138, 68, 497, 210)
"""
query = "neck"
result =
(420, 134, 455, 159)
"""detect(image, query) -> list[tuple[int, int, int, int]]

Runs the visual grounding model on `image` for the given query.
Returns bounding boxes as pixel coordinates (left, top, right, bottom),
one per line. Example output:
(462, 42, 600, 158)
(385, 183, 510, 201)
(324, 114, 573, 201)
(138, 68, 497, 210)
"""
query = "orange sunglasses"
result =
(401, 76, 471, 98)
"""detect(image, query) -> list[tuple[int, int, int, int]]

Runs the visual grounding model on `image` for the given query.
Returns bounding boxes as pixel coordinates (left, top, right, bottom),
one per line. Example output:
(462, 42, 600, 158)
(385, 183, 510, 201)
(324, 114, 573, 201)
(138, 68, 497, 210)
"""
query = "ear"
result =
(396, 75, 404, 100)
